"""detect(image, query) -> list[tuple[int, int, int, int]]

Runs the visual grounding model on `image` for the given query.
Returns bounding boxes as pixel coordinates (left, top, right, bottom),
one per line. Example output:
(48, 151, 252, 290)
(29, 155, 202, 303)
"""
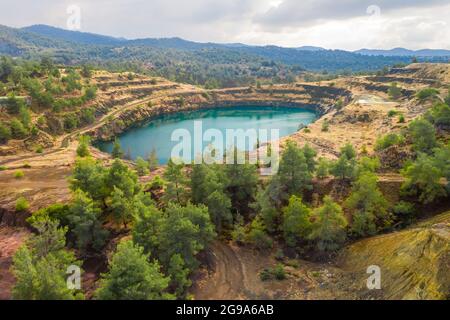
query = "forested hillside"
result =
(3, 24, 443, 87)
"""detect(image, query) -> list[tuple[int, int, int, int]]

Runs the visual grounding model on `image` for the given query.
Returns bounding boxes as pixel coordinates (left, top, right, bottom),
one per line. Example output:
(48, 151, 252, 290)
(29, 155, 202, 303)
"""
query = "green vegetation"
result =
(375, 133, 404, 151)
(330, 146, 356, 180)
(425, 102, 450, 128)
(14, 170, 24, 179)
(387, 109, 400, 117)
(135, 157, 150, 176)
(388, 82, 402, 100)
(11, 217, 84, 300)
(401, 151, 448, 204)
(316, 158, 330, 179)
(76, 135, 91, 157)
(408, 119, 437, 154)
(416, 88, 439, 101)
(95, 240, 173, 300)
(345, 172, 390, 236)
(276, 141, 313, 198)
(147, 148, 159, 171)
(15, 197, 30, 212)
(282, 196, 312, 247)
(111, 138, 124, 159)
(309, 196, 347, 251)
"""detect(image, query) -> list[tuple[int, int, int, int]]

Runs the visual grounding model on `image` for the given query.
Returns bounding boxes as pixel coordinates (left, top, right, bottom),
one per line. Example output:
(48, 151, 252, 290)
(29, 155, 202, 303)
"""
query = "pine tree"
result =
(282, 196, 312, 247)
(345, 172, 390, 236)
(147, 148, 159, 171)
(316, 158, 329, 179)
(11, 217, 84, 300)
(309, 196, 347, 252)
(76, 135, 90, 158)
(111, 138, 124, 159)
(206, 190, 233, 233)
(95, 240, 173, 300)
(277, 140, 312, 198)
(162, 159, 188, 205)
(68, 190, 108, 252)
(168, 254, 192, 298)
(135, 157, 150, 176)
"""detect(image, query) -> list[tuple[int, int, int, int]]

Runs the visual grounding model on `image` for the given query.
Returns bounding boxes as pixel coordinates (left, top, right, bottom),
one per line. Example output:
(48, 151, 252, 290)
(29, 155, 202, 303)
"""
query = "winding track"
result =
(0, 87, 200, 166)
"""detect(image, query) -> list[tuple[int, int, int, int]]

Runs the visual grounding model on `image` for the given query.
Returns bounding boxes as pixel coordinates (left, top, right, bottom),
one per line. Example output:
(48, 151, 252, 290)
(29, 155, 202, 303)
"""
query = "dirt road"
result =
(192, 241, 271, 300)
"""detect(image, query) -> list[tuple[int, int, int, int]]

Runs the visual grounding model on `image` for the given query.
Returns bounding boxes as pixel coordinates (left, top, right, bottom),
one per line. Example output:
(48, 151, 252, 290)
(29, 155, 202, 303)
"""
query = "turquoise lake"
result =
(97, 106, 317, 164)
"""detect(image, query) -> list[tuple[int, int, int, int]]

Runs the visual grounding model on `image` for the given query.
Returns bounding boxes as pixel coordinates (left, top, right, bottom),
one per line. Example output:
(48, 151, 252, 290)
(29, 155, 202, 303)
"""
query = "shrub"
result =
(259, 268, 272, 281)
(0, 121, 12, 143)
(316, 158, 329, 179)
(35, 145, 43, 153)
(388, 83, 402, 100)
(274, 264, 287, 280)
(10, 119, 28, 139)
(76, 135, 90, 157)
(14, 170, 24, 179)
(0, 166, 7, 171)
(135, 157, 150, 176)
(398, 114, 405, 123)
(83, 86, 97, 101)
(146, 175, 165, 190)
(80, 107, 96, 124)
(388, 110, 399, 117)
(408, 119, 437, 154)
(15, 197, 29, 212)
(401, 154, 447, 204)
(248, 217, 273, 250)
(425, 103, 450, 128)
(416, 88, 439, 101)
(392, 201, 416, 225)
(375, 133, 404, 151)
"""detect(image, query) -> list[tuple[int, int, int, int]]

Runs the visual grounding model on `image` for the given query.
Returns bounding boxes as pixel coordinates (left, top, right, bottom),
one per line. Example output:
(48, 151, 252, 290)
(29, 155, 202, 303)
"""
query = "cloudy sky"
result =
(1, 0, 450, 50)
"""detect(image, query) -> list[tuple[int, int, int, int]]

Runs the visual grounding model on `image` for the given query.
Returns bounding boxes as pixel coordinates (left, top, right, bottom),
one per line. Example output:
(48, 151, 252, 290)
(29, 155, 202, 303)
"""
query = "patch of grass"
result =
(14, 170, 24, 179)
(398, 114, 405, 123)
(22, 163, 31, 169)
(303, 128, 311, 133)
(388, 110, 399, 117)
(0, 166, 7, 171)
(35, 145, 43, 153)
(15, 197, 30, 212)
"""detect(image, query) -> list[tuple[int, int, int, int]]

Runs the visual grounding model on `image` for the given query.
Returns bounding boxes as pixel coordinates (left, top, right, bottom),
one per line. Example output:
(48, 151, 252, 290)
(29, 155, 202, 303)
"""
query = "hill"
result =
(0, 24, 414, 76)
(1, 24, 449, 87)
(356, 47, 450, 57)
(338, 211, 450, 299)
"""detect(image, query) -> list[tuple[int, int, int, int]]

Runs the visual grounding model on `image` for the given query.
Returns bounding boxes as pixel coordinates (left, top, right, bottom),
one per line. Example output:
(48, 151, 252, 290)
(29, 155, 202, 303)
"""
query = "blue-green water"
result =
(97, 106, 316, 164)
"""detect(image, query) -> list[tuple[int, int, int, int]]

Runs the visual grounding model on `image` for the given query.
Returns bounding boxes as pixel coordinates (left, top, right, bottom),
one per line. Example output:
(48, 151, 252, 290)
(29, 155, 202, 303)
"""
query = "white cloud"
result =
(0, 0, 449, 50)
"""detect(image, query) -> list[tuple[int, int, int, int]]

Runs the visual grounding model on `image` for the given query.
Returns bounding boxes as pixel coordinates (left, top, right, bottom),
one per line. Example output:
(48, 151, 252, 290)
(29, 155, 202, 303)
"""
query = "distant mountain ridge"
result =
(355, 47, 450, 57)
(21, 24, 126, 46)
(20, 25, 450, 56)
(1, 24, 449, 81)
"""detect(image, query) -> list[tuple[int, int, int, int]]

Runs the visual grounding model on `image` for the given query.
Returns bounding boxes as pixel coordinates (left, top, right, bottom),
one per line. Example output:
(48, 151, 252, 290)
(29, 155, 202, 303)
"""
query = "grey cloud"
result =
(255, 0, 450, 30)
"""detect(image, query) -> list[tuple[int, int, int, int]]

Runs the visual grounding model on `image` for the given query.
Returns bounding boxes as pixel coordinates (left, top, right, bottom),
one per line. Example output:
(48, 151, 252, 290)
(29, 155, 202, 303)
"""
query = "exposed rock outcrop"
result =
(337, 211, 450, 300)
